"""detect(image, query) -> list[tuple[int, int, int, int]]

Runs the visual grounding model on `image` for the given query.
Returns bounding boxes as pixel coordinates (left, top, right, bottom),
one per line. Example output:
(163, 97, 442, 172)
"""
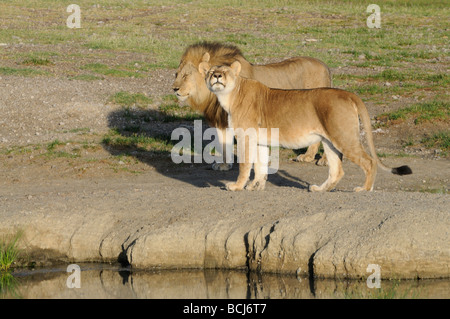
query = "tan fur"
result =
(201, 62, 412, 192)
(172, 42, 332, 167)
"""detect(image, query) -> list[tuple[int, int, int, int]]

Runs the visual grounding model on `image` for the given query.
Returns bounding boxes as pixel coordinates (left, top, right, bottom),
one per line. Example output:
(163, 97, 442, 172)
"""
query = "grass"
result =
(376, 101, 449, 126)
(420, 186, 448, 194)
(102, 129, 175, 154)
(0, 0, 448, 71)
(0, 0, 448, 159)
(81, 63, 142, 78)
(421, 132, 450, 153)
(158, 103, 204, 122)
(0, 67, 44, 76)
(0, 231, 22, 272)
(20, 57, 52, 66)
(69, 74, 103, 81)
(109, 91, 153, 108)
(44, 139, 81, 159)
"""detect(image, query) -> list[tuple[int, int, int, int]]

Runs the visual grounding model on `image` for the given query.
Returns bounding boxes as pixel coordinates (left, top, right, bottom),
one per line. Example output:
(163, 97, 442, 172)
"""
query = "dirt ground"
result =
(0, 63, 449, 283)
(0, 65, 448, 193)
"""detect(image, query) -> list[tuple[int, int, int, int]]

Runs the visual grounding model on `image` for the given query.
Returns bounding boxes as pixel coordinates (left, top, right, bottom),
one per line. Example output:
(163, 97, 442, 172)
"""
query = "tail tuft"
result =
(392, 165, 413, 176)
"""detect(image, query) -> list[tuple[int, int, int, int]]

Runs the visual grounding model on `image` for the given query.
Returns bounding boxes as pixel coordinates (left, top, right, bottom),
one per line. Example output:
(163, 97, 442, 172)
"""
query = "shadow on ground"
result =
(104, 108, 315, 190)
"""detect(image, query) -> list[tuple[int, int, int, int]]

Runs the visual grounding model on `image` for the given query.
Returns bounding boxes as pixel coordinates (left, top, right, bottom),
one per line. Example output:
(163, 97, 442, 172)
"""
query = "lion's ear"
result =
(230, 61, 241, 76)
(198, 62, 210, 76)
(201, 52, 210, 63)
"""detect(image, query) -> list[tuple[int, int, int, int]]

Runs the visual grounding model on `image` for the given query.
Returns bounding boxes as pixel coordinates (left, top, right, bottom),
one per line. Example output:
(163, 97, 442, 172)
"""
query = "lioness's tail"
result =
(352, 96, 413, 176)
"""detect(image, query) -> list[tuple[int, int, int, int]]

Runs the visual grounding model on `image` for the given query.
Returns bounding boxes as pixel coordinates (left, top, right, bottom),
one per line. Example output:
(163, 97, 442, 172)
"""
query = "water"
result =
(1, 263, 449, 299)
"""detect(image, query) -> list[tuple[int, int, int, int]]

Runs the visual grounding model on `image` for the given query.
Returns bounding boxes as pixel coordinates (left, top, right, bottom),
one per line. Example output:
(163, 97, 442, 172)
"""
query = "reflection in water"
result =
(2, 263, 449, 299)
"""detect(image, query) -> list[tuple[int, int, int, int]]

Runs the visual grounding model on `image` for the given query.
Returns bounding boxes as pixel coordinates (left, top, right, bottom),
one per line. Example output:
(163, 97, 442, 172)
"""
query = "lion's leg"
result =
(212, 127, 233, 171)
(247, 145, 268, 191)
(296, 143, 329, 166)
(226, 162, 252, 191)
(344, 146, 377, 192)
(226, 132, 253, 191)
(316, 151, 328, 166)
(296, 143, 319, 163)
(310, 141, 344, 192)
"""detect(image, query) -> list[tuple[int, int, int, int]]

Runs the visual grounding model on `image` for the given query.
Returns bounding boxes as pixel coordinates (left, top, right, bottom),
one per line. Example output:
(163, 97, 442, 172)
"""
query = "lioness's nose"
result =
(173, 87, 179, 93)
(213, 73, 222, 79)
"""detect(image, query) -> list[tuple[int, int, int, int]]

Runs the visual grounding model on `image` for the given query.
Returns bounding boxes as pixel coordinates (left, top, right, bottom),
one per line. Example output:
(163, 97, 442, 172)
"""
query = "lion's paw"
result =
(296, 154, 315, 163)
(226, 182, 243, 191)
(246, 180, 266, 191)
(212, 163, 233, 171)
(316, 156, 328, 166)
(309, 184, 323, 192)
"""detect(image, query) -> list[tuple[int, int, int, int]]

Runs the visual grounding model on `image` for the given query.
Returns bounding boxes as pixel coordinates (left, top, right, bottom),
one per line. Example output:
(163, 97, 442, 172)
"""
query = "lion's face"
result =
(202, 62, 241, 95)
(172, 62, 208, 102)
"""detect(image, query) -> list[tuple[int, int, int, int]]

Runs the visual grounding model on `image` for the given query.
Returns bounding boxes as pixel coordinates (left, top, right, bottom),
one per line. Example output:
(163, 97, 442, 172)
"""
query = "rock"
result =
(0, 179, 448, 280)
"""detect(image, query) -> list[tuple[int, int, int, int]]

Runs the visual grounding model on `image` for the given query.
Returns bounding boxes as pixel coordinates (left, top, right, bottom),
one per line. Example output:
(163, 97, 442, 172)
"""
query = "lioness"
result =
(201, 61, 412, 192)
(172, 42, 331, 170)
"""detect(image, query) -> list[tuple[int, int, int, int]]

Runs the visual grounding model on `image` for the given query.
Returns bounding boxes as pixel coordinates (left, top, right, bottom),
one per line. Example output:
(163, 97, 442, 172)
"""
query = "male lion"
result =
(201, 61, 412, 192)
(172, 42, 331, 170)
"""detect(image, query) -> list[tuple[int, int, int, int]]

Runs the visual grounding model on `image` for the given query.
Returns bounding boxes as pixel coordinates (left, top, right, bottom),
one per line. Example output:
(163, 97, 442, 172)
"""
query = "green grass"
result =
(109, 91, 153, 108)
(69, 74, 103, 81)
(376, 101, 449, 125)
(0, 67, 44, 76)
(81, 63, 142, 78)
(420, 186, 448, 194)
(0, 231, 22, 272)
(44, 139, 81, 159)
(158, 103, 204, 122)
(47, 139, 64, 151)
(102, 129, 174, 154)
(20, 57, 52, 66)
(0, 0, 448, 160)
(0, 0, 448, 72)
(421, 132, 450, 152)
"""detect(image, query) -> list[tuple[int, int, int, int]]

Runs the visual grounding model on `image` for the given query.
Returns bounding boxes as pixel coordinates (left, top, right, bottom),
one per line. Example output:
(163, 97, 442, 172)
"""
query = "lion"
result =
(200, 61, 412, 192)
(172, 42, 332, 170)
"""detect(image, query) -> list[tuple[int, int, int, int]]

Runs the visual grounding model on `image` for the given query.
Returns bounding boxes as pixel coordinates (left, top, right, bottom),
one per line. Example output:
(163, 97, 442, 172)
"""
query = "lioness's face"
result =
(204, 65, 237, 94)
(172, 62, 205, 102)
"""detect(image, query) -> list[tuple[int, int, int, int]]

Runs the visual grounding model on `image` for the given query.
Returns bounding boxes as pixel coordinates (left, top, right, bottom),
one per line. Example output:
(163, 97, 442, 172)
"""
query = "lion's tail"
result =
(352, 96, 413, 176)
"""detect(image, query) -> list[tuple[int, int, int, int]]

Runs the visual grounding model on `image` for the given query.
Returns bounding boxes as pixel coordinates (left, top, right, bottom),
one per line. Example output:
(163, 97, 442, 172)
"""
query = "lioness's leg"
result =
(247, 145, 268, 191)
(226, 132, 253, 191)
(212, 127, 233, 171)
(343, 146, 377, 192)
(310, 141, 344, 192)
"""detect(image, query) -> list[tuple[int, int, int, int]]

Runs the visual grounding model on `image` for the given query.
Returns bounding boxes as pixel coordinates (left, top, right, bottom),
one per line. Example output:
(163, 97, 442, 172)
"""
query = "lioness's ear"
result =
(198, 62, 210, 76)
(201, 52, 210, 63)
(230, 61, 241, 76)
